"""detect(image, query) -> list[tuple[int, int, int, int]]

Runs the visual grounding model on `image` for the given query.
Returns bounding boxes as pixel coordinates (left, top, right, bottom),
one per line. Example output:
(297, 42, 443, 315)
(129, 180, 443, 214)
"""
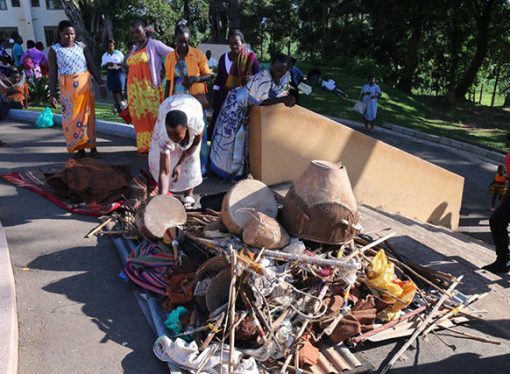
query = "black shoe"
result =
(481, 261, 510, 275)
(90, 148, 101, 159)
(75, 149, 86, 159)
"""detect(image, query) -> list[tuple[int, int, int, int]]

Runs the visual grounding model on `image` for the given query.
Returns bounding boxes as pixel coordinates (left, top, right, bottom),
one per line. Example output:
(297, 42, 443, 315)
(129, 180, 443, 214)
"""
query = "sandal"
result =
(90, 148, 101, 159)
(75, 149, 86, 159)
(183, 196, 195, 210)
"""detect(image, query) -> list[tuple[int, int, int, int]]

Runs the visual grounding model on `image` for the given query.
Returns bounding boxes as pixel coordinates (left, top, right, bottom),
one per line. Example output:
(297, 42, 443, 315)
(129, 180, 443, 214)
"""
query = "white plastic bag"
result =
(353, 100, 367, 115)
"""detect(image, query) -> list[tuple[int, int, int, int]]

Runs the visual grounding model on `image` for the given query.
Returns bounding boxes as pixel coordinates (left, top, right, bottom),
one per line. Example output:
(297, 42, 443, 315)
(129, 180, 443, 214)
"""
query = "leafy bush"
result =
(28, 77, 51, 106)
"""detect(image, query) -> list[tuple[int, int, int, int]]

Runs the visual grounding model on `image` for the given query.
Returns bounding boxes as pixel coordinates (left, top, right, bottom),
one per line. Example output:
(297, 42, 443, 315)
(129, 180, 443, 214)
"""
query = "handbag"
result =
(353, 100, 367, 115)
(119, 106, 132, 124)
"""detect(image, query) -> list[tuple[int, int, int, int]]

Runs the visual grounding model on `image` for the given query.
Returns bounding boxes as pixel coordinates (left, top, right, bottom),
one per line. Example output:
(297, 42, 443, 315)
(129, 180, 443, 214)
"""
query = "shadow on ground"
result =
(26, 236, 167, 374)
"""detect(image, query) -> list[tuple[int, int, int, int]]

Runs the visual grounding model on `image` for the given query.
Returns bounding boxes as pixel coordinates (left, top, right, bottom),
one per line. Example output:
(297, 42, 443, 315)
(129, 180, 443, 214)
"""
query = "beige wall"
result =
(248, 105, 465, 230)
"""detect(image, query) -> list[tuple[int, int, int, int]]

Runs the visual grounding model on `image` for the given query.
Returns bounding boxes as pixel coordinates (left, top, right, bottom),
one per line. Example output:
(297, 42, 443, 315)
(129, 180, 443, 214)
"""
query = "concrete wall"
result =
(248, 105, 465, 230)
(0, 1, 66, 48)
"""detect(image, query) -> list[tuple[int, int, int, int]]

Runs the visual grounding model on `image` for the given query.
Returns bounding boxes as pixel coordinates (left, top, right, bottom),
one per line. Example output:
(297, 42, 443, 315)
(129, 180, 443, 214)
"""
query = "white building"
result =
(0, 0, 67, 48)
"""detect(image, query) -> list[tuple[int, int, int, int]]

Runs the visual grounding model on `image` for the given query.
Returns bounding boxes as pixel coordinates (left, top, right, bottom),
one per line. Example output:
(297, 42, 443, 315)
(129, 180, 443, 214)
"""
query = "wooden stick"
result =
(442, 326, 501, 345)
(380, 275, 463, 374)
(422, 292, 488, 337)
(280, 285, 329, 373)
(199, 312, 225, 350)
(85, 217, 113, 238)
(228, 249, 238, 373)
(352, 305, 427, 344)
(348, 233, 396, 258)
(260, 249, 359, 269)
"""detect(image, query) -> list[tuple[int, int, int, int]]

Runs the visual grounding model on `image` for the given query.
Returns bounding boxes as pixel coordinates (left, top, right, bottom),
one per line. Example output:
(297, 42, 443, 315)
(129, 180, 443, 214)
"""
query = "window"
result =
(0, 0, 7, 11)
(46, 0, 63, 10)
(44, 26, 59, 46)
(31, 0, 40, 6)
(0, 27, 18, 41)
(11, 0, 20, 7)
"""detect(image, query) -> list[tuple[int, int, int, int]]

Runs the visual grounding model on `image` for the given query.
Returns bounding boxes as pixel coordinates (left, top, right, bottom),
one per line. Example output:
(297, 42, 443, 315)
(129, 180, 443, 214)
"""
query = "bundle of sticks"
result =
(156, 211, 495, 373)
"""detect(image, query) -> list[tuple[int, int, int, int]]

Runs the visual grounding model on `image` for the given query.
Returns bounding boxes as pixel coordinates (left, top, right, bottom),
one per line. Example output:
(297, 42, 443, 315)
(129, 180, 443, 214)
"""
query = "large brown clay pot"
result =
(281, 160, 359, 244)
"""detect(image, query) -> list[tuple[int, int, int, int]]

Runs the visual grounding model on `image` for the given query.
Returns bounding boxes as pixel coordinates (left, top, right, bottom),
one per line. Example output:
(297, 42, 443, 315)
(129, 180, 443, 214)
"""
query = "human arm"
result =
(371, 85, 382, 99)
(84, 46, 106, 98)
(164, 79, 171, 99)
(184, 51, 211, 89)
(159, 152, 171, 195)
(172, 133, 203, 182)
(259, 95, 296, 107)
(153, 39, 174, 58)
(251, 54, 261, 75)
(47, 48, 59, 108)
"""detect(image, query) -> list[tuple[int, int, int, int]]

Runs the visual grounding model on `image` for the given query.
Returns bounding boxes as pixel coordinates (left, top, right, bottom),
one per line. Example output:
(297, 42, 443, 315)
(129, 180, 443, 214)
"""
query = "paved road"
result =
(338, 119, 497, 246)
(0, 117, 504, 373)
(0, 121, 167, 374)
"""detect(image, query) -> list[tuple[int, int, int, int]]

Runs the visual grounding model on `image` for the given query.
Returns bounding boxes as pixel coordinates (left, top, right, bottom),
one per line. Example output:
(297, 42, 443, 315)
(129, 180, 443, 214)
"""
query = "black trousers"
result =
(489, 191, 510, 266)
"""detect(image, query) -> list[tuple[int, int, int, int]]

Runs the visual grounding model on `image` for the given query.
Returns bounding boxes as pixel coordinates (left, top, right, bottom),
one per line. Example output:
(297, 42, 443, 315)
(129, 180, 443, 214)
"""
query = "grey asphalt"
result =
(0, 120, 167, 374)
(0, 117, 505, 373)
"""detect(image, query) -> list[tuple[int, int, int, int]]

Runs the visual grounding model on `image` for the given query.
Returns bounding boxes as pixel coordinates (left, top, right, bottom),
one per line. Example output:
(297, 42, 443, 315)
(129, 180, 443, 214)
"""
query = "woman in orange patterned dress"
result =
(48, 20, 106, 158)
(126, 20, 173, 153)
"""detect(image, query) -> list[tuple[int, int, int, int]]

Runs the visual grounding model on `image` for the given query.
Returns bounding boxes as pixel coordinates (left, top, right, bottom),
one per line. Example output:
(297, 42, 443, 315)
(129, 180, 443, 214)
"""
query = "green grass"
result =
(30, 102, 121, 123)
(298, 64, 510, 152)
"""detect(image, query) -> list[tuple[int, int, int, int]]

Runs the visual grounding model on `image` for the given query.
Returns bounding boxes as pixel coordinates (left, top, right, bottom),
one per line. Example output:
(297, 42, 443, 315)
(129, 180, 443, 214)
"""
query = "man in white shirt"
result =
(101, 40, 125, 112)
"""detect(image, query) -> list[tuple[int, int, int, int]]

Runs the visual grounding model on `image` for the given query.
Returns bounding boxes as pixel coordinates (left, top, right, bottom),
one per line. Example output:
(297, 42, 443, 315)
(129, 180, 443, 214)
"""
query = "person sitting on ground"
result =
(20, 39, 48, 80)
(148, 95, 205, 210)
(210, 53, 295, 180)
(307, 67, 321, 86)
(0, 68, 29, 111)
(206, 50, 218, 69)
(483, 133, 510, 274)
(489, 165, 507, 211)
(322, 77, 348, 98)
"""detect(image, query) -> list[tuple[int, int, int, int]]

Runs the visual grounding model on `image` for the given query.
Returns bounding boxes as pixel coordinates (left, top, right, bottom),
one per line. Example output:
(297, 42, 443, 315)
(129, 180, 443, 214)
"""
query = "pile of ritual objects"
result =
(93, 160, 491, 373)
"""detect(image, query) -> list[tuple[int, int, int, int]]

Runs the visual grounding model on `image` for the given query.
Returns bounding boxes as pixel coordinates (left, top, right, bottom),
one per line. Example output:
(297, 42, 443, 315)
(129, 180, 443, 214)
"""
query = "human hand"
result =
(282, 95, 296, 107)
(172, 164, 181, 182)
(99, 85, 107, 98)
(107, 62, 114, 68)
(183, 76, 196, 89)
(50, 95, 59, 109)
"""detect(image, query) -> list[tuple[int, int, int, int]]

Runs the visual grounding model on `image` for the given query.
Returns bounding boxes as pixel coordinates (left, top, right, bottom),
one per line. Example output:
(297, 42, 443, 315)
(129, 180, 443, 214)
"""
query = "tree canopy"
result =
(61, 0, 510, 103)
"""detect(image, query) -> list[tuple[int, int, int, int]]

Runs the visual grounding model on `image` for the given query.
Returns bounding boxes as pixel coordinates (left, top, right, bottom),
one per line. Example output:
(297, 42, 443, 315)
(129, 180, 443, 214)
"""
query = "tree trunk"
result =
(491, 64, 500, 107)
(184, 0, 190, 22)
(61, 0, 93, 48)
(504, 91, 510, 107)
(229, 0, 243, 29)
(451, 0, 496, 101)
(479, 84, 484, 104)
(396, 21, 422, 93)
